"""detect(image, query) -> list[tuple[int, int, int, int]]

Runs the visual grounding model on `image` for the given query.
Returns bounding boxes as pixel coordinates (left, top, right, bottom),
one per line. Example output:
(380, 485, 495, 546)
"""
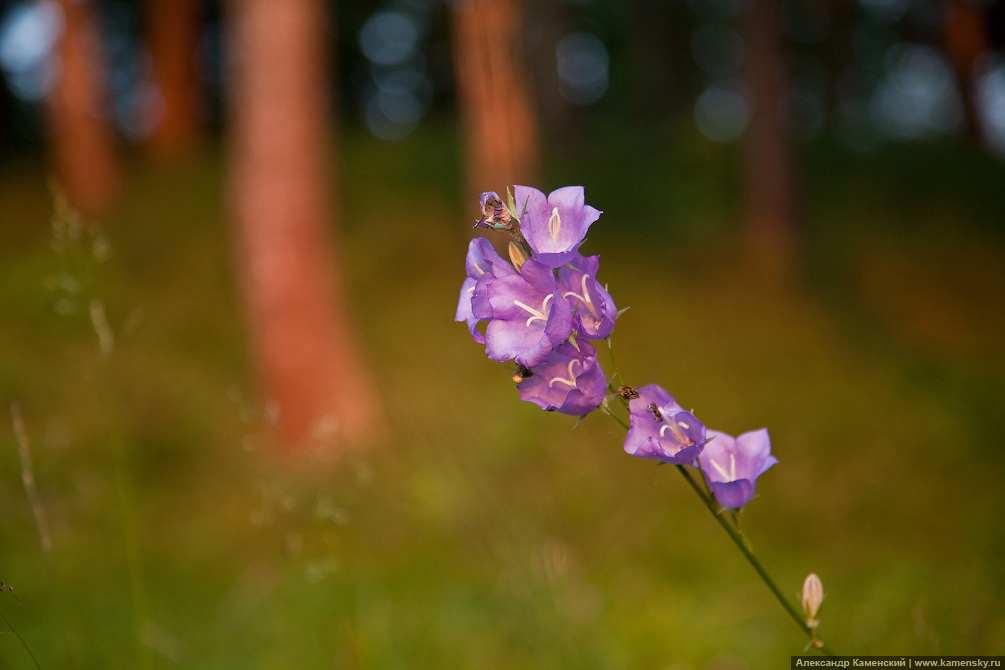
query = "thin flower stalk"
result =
(594, 399, 835, 655)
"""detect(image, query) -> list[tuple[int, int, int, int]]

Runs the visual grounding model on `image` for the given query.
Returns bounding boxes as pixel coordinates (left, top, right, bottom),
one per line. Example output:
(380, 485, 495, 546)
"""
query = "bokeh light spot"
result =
(0, 0, 63, 101)
(555, 32, 609, 106)
(360, 11, 419, 66)
(694, 82, 749, 142)
(872, 43, 962, 139)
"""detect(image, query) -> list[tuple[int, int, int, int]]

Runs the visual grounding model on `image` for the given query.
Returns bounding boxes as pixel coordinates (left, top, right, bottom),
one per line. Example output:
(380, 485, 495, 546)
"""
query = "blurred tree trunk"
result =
(227, 0, 383, 453)
(523, 0, 566, 147)
(46, 0, 120, 215)
(943, 0, 988, 144)
(144, 0, 204, 158)
(821, 0, 851, 114)
(741, 0, 797, 275)
(451, 0, 539, 200)
(629, 0, 690, 122)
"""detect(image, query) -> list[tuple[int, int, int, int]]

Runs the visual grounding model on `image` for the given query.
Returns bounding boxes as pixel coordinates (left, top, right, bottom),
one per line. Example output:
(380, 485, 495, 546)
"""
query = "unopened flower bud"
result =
(474, 192, 513, 231)
(802, 573, 824, 628)
(509, 241, 529, 272)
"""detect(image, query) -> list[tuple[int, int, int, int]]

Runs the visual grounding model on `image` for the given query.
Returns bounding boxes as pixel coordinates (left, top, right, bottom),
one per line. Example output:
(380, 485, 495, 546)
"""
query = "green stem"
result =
(604, 406, 629, 431)
(93, 354, 151, 669)
(606, 338, 626, 386)
(605, 379, 630, 411)
(603, 410, 836, 656)
(673, 465, 835, 655)
(11, 403, 74, 666)
(0, 608, 43, 669)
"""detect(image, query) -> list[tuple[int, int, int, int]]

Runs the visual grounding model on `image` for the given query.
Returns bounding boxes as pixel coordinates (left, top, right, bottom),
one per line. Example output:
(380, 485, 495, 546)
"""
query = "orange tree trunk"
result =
(451, 0, 539, 199)
(741, 0, 797, 273)
(943, 0, 988, 143)
(46, 0, 120, 215)
(227, 0, 382, 453)
(144, 0, 204, 158)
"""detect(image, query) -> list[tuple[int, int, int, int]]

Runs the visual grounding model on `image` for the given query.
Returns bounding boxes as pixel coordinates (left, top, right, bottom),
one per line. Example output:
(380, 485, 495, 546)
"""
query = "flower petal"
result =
(517, 340, 606, 416)
(558, 254, 618, 340)
(515, 186, 602, 268)
(454, 276, 486, 344)
(465, 237, 515, 280)
(625, 385, 705, 465)
(513, 185, 549, 222)
(698, 428, 777, 509)
(707, 479, 756, 510)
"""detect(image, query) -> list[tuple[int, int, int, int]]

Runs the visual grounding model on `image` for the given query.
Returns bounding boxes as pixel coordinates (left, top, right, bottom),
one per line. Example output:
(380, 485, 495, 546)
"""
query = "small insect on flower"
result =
(509, 363, 534, 384)
(617, 385, 639, 400)
(647, 403, 664, 422)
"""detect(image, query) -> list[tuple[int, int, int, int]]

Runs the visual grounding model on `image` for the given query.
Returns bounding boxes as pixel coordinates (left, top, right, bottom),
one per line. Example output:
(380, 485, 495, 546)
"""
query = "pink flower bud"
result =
(802, 573, 824, 628)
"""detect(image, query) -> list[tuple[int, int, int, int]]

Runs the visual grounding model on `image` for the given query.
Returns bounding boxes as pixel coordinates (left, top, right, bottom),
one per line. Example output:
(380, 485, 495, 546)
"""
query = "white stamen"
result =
(710, 453, 737, 481)
(548, 207, 561, 249)
(548, 359, 581, 389)
(579, 274, 593, 307)
(658, 424, 684, 454)
(561, 274, 595, 312)
(658, 416, 693, 449)
(711, 458, 731, 480)
(514, 294, 553, 327)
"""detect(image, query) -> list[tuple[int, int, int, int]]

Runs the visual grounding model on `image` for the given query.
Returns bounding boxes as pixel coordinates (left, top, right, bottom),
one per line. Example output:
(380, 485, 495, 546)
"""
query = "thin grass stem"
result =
(10, 404, 53, 559)
(0, 608, 43, 670)
(92, 359, 152, 670)
(10, 402, 67, 666)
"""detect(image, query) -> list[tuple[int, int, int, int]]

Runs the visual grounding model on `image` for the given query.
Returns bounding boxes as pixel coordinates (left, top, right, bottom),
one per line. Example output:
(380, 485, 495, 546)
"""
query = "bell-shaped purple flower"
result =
(517, 340, 607, 416)
(697, 428, 778, 509)
(624, 384, 706, 465)
(557, 254, 617, 340)
(455, 238, 516, 343)
(513, 185, 602, 268)
(484, 257, 573, 368)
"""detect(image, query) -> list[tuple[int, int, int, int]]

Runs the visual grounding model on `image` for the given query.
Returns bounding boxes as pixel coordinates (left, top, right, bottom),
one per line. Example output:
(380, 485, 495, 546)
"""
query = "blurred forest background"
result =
(1, 0, 1004, 667)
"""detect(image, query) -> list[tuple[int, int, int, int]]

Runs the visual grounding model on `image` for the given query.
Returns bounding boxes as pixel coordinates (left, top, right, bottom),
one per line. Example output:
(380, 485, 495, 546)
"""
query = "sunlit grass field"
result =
(1, 126, 1003, 668)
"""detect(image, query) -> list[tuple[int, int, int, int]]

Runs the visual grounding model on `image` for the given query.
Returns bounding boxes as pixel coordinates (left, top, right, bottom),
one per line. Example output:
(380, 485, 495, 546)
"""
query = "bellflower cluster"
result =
(455, 186, 615, 416)
(455, 186, 776, 511)
(455, 187, 833, 654)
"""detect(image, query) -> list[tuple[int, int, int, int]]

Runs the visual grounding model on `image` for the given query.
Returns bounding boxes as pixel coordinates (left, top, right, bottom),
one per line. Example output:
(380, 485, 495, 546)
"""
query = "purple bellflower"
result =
(484, 257, 573, 368)
(624, 384, 706, 465)
(697, 428, 778, 509)
(516, 340, 607, 416)
(557, 254, 618, 340)
(513, 185, 602, 268)
(455, 238, 517, 343)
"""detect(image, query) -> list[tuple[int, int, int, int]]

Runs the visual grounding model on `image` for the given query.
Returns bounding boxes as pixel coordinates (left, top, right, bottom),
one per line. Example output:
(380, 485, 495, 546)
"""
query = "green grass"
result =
(1, 126, 1003, 668)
